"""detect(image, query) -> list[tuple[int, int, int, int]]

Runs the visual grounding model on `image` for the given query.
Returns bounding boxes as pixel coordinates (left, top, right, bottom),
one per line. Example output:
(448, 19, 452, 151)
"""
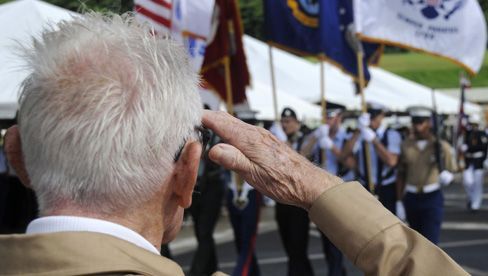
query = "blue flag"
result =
(264, 0, 382, 81)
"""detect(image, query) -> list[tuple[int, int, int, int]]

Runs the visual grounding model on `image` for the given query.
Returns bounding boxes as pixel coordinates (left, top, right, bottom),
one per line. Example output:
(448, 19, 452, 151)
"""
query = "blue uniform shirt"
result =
(354, 126, 401, 186)
(313, 127, 355, 181)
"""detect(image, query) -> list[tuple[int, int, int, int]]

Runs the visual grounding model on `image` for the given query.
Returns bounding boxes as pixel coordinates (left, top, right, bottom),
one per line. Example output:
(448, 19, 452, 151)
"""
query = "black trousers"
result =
(321, 234, 346, 276)
(275, 203, 313, 276)
(189, 174, 226, 276)
(376, 183, 396, 215)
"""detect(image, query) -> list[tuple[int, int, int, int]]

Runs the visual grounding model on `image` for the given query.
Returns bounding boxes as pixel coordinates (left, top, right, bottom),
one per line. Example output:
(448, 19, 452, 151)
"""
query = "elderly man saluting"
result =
(0, 12, 469, 276)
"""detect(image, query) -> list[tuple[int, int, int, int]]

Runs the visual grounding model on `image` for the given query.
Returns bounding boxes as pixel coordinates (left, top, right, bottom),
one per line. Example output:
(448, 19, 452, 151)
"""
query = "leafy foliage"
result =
(239, 0, 264, 40)
(0, 0, 133, 13)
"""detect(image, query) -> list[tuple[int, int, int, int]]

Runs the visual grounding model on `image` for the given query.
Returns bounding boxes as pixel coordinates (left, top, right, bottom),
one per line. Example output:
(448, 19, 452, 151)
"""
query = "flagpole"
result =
(319, 55, 328, 169)
(223, 56, 234, 115)
(357, 51, 375, 193)
(456, 71, 469, 170)
(268, 44, 279, 121)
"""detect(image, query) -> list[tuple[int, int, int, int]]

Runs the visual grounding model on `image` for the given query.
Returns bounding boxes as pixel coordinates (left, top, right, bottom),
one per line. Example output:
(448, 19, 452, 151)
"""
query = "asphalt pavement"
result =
(170, 179, 488, 276)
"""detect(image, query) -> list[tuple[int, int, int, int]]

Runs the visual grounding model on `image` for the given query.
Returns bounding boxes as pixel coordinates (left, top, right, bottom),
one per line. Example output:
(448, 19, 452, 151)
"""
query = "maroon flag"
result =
(200, 0, 250, 105)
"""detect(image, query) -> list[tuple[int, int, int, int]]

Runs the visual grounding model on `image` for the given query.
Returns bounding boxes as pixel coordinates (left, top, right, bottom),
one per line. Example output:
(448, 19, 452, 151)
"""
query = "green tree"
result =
(0, 0, 133, 13)
(480, 0, 488, 37)
(239, 0, 264, 40)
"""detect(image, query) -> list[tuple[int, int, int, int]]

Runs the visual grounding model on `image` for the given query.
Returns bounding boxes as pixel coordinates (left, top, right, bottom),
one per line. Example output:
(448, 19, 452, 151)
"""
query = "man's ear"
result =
(4, 125, 31, 188)
(169, 141, 202, 208)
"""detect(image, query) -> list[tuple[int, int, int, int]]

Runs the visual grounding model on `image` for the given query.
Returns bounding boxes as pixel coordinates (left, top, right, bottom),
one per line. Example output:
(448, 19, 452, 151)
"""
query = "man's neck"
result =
(45, 201, 165, 251)
(414, 133, 432, 141)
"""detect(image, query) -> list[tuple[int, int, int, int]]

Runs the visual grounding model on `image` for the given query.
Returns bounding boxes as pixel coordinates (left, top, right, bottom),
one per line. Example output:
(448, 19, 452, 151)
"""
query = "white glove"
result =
(361, 127, 376, 142)
(314, 124, 329, 139)
(396, 200, 406, 221)
(460, 144, 468, 152)
(358, 113, 370, 129)
(269, 122, 287, 142)
(319, 136, 334, 150)
(439, 170, 454, 186)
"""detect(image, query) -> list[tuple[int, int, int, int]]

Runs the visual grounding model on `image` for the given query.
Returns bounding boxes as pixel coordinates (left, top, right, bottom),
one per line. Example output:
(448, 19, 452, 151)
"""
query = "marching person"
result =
(189, 105, 226, 276)
(460, 114, 487, 212)
(396, 107, 456, 244)
(270, 107, 313, 276)
(301, 108, 350, 276)
(226, 111, 262, 276)
(342, 103, 403, 216)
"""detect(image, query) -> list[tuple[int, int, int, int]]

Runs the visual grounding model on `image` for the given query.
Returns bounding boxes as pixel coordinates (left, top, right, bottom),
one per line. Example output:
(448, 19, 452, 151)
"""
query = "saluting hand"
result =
(202, 111, 342, 210)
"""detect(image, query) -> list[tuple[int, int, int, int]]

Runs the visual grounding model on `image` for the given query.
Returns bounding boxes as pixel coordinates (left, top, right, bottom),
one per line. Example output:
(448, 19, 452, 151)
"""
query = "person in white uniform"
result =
(460, 114, 487, 212)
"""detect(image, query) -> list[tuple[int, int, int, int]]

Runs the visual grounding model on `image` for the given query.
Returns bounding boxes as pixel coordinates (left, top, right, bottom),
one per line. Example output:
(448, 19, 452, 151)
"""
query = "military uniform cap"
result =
(408, 106, 432, 118)
(367, 102, 387, 118)
(468, 113, 481, 124)
(281, 107, 297, 120)
(326, 108, 344, 118)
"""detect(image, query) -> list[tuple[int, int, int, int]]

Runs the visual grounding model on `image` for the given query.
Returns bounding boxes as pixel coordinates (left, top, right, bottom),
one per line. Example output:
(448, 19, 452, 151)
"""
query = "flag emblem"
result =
(404, 0, 466, 20)
(287, 0, 320, 28)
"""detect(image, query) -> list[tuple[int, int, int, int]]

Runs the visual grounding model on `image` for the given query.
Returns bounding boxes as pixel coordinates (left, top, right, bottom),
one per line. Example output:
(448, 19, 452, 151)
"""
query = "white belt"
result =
(466, 151, 484, 158)
(405, 183, 441, 194)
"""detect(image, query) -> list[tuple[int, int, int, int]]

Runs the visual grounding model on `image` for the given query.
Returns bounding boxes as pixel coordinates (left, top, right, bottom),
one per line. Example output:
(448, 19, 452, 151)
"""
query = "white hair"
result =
(18, 12, 202, 214)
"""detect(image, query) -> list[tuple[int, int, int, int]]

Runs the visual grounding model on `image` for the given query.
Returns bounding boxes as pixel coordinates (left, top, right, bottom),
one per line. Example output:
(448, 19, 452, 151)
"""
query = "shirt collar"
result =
(26, 216, 159, 255)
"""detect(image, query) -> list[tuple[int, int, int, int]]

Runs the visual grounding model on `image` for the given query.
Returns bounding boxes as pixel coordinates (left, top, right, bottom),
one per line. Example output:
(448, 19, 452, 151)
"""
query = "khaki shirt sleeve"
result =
(396, 142, 407, 181)
(309, 182, 468, 276)
(442, 140, 457, 172)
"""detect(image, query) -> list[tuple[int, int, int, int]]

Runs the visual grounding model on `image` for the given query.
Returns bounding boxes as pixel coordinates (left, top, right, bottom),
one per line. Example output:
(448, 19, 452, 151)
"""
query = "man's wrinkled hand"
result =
(202, 111, 342, 210)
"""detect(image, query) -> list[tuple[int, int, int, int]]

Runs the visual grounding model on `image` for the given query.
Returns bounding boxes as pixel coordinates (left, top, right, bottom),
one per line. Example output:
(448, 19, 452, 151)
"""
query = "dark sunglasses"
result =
(173, 125, 211, 162)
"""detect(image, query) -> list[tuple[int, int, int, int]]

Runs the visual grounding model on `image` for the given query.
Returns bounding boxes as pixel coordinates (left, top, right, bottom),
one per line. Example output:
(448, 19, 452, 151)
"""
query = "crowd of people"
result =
(0, 12, 485, 276)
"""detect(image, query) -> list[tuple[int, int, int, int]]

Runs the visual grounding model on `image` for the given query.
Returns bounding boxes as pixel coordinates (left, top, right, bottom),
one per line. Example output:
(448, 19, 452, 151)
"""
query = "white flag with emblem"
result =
(353, 0, 487, 74)
(134, 0, 215, 72)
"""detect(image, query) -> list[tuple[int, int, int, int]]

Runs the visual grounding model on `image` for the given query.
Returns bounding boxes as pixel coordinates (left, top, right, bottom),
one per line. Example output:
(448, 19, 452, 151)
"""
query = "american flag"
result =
(134, 0, 215, 71)
(134, 0, 172, 35)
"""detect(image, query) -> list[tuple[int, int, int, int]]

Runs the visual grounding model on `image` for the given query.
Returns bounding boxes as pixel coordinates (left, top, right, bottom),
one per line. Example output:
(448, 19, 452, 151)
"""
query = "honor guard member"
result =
(342, 103, 402, 215)
(189, 105, 226, 276)
(396, 107, 456, 244)
(226, 110, 262, 276)
(460, 114, 487, 212)
(301, 108, 350, 276)
(270, 107, 314, 276)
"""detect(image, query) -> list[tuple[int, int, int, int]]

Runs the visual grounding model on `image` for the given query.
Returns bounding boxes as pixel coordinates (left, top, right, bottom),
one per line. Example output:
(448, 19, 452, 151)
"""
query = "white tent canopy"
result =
(244, 35, 482, 115)
(0, 0, 77, 119)
(246, 81, 321, 121)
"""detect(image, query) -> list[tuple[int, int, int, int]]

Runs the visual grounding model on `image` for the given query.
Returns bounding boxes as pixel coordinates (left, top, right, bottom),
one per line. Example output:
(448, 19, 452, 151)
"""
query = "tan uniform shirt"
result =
(397, 137, 456, 189)
(0, 182, 467, 276)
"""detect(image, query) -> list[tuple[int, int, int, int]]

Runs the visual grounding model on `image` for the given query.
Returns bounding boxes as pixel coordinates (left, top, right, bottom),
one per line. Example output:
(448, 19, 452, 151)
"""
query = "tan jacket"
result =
(0, 182, 467, 276)
(397, 137, 456, 188)
(0, 231, 183, 276)
(311, 182, 467, 276)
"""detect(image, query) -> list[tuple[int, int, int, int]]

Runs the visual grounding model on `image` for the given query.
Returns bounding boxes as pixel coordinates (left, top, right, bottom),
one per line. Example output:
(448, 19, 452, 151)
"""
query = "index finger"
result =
(202, 110, 257, 146)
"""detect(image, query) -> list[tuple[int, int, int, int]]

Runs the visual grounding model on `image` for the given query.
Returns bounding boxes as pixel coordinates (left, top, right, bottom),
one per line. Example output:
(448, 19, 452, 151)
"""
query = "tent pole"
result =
(268, 44, 279, 121)
(320, 55, 328, 169)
